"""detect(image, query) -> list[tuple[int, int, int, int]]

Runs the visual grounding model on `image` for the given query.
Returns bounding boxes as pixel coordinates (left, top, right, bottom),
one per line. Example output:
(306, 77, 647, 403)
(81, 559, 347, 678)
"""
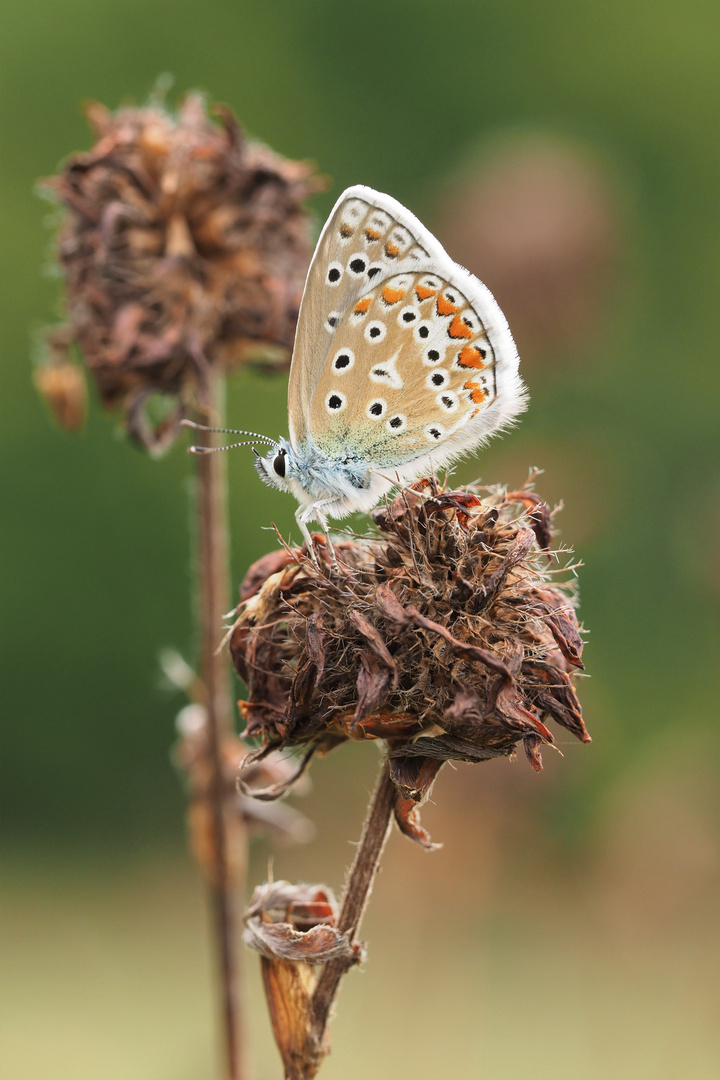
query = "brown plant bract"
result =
(230, 477, 589, 847)
(243, 882, 359, 1080)
(40, 94, 323, 448)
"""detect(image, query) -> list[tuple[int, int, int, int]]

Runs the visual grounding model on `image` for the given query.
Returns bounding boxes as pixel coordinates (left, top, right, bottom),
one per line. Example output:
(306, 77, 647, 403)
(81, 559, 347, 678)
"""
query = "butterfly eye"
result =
(273, 450, 287, 478)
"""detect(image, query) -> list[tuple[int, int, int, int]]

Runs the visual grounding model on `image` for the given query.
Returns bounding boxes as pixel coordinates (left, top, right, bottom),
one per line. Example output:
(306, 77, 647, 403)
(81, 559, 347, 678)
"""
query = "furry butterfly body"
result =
(193, 186, 527, 550)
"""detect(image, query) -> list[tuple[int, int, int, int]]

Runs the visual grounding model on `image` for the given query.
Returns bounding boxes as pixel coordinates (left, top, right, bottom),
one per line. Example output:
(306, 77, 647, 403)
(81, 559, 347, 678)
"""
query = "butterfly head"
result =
(254, 436, 295, 494)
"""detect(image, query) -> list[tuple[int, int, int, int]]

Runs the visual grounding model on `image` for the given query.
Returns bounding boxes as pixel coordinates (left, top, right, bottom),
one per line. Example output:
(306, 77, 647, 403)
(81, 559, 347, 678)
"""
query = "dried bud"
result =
(243, 881, 359, 1079)
(40, 94, 324, 448)
(230, 478, 590, 847)
(33, 332, 87, 431)
(174, 702, 313, 885)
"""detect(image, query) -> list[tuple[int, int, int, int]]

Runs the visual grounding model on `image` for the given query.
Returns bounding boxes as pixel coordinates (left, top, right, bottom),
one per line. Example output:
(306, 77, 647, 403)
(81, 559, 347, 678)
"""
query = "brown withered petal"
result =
(230, 477, 590, 845)
(40, 94, 324, 448)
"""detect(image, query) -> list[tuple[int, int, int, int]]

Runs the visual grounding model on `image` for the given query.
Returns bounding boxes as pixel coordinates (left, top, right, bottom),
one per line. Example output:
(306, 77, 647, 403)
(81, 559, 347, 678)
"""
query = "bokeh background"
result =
(2, 2, 720, 1078)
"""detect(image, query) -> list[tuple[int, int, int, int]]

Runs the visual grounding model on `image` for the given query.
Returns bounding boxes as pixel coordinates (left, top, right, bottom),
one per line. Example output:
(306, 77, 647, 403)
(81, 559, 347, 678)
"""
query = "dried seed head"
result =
(230, 477, 590, 846)
(39, 94, 324, 449)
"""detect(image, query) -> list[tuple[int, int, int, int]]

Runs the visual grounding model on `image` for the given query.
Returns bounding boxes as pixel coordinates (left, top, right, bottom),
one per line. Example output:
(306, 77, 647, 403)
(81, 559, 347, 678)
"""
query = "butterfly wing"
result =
(289, 186, 526, 477)
(288, 186, 438, 445)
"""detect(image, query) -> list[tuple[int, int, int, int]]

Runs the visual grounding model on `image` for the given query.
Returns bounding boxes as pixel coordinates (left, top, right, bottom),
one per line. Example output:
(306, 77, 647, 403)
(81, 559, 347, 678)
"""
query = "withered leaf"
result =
(532, 590, 585, 668)
(237, 745, 316, 801)
(290, 614, 327, 713)
(524, 733, 545, 772)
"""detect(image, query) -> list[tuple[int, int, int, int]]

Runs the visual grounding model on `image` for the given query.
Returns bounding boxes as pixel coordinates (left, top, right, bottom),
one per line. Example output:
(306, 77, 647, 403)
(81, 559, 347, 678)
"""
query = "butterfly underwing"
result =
(188, 185, 527, 553)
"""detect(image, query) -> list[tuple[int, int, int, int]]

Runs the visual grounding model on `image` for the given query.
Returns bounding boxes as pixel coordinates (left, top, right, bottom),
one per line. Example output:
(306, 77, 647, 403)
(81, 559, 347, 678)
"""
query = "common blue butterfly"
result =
(185, 186, 527, 556)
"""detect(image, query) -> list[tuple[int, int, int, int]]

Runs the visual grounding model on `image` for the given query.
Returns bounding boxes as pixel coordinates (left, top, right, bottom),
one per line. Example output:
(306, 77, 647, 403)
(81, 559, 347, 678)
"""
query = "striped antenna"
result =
(180, 419, 278, 447)
(187, 440, 266, 455)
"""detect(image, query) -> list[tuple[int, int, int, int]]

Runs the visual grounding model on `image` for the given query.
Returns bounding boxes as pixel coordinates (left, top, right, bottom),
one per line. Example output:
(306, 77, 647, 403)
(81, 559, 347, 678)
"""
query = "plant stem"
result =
(310, 758, 396, 1044)
(195, 370, 245, 1080)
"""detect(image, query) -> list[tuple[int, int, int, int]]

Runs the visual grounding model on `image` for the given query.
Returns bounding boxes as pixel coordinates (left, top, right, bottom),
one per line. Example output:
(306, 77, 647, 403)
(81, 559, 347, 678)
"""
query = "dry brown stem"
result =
(195, 369, 244, 1080)
(309, 758, 396, 1054)
(243, 760, 396, 1079)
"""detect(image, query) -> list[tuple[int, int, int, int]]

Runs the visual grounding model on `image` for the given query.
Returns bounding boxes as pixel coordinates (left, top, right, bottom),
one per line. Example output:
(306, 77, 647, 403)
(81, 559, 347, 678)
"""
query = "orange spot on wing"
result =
(340, 224, 353, 238)
(381, 285, 405, 305)
(364, 227, 382, 241)
(457, 345, 485, 369)
(354, 297, 373, 314)
(415, 284, 437, 301)
(436, 294, 461, 316)
(384, 241, 400, 258)
(448, 314, 474, 339)
(471, 407, 480, 418)
(464, 380, 487, 404)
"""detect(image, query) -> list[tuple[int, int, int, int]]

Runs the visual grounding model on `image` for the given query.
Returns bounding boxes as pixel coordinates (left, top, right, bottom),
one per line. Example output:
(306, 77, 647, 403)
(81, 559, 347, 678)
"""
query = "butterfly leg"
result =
(295, 505, 319, 564)
(314, 510, 340, 570)
(296, 502, 339, 570)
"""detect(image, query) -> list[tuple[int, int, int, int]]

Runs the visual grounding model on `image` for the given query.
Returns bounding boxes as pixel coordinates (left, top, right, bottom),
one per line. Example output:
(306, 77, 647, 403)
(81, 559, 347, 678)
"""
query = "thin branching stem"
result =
(196, 370, 245, 1080)
(309, 758, 396, 1050)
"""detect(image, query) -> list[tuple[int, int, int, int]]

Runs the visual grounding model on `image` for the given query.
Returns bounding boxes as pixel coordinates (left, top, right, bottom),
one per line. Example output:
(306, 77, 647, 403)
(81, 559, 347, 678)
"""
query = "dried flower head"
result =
(230, 477, 589, 846)
(39, 93, 323, 448)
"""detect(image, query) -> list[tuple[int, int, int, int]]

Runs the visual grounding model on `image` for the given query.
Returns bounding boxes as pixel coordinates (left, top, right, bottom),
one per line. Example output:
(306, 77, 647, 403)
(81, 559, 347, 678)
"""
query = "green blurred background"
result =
(2, 1, 719, 1077)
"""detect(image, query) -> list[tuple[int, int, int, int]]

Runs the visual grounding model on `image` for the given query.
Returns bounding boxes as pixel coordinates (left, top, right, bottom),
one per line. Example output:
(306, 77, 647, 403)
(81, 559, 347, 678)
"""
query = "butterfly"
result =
(184, 185, 527, 558)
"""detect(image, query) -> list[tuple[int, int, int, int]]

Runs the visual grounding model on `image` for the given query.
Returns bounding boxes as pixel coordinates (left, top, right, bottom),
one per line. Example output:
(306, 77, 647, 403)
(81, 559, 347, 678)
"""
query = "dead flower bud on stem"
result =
(243, 882, 361, 1080)
(38, 93, 323, 450)
(230, 475, 590, 1077)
